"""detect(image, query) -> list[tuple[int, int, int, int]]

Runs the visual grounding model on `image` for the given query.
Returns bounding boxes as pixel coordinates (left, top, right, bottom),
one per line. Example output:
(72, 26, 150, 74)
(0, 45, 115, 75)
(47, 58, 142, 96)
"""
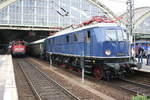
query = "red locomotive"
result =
(11, 41, 26, 56)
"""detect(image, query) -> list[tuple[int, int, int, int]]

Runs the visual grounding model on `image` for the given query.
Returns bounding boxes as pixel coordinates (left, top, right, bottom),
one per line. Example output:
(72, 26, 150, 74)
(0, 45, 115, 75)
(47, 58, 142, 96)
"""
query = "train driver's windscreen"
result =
(105, 29, 127, 41)
(14, 42, 25, 45)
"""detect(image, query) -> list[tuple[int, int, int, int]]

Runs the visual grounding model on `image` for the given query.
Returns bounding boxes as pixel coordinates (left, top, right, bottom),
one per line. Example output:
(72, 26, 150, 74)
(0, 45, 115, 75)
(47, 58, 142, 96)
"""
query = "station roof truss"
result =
(0, 0, 16, 10)
(120, 7, 150, 34)
(0, 0, 115, 31)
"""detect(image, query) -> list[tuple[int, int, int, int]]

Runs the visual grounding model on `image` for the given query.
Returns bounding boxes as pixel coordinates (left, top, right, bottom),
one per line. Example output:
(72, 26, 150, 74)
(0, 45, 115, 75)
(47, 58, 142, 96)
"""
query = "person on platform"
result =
(135, 44, 139, 57)
(147, 44, 150, 65)
(138, 45, 144, 64)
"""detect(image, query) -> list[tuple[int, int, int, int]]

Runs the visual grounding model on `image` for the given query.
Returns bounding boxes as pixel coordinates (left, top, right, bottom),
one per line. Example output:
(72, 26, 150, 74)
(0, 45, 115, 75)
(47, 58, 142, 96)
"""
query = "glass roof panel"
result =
(135, 16, 150, 33)
(0, 0, 111, 27)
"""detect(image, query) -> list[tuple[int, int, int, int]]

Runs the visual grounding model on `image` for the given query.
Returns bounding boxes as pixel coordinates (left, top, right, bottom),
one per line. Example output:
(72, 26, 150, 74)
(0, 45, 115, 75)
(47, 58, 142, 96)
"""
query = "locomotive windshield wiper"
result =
(108, 36, 113, 41)
(106, 35, 113, 41)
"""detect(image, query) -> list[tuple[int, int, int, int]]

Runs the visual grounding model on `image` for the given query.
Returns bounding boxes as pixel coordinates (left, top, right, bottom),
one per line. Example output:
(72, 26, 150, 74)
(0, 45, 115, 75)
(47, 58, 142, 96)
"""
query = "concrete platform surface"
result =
(0, 55, 18, 100)
(135, 58, 150, 73)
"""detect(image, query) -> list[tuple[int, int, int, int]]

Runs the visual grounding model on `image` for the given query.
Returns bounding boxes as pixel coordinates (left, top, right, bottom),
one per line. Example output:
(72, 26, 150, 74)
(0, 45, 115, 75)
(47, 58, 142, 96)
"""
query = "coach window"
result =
(86, 30, 91, 42)
(74, 34, 78, 42)
(66, 35, 69, 42)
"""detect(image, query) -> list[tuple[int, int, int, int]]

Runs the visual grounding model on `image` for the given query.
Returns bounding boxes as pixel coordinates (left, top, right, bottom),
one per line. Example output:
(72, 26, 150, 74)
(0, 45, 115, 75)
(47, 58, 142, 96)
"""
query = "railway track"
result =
(119, 79, 150, 97)
(17, 58, 80, 100)
(13, 59, 36, 100)
(28, 57, 150, 99)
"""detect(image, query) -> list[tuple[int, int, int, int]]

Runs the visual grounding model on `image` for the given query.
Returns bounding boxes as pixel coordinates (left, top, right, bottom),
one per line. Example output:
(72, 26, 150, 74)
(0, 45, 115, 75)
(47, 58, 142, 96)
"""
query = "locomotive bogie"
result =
(46, 52, 136, 80)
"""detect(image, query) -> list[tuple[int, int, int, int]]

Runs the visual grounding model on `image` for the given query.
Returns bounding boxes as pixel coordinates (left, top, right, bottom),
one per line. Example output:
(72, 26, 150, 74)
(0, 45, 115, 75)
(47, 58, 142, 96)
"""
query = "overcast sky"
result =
(100, 0, 150, 15)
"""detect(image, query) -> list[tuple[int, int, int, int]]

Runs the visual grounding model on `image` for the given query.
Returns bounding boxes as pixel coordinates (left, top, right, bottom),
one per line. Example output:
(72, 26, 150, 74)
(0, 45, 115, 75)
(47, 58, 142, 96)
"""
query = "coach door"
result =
(85, 30, 92, 57)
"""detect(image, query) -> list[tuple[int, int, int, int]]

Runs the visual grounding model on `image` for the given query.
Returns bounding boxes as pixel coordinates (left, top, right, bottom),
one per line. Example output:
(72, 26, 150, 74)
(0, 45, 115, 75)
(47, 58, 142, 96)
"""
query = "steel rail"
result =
(120, 79, 150, 97)
(18, 60, 42, 100)
(17, 59, 80, 100)
(28, 60, 80, 100)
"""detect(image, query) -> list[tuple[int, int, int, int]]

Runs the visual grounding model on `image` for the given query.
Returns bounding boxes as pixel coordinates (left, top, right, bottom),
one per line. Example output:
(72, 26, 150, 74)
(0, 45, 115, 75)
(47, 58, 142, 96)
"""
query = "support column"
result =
(34, 0, 37, 26)
(7, 6, 9, 24)
(21, 0, 23, 24)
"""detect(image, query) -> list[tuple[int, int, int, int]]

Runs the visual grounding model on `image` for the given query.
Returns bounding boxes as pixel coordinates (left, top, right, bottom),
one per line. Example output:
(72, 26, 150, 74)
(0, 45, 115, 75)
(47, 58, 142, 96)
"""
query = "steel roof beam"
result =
(134, 11, 150, 29)
(0, 26, 60, 31)
(0, 0, 16, 10)
(88, 0, 116, 19)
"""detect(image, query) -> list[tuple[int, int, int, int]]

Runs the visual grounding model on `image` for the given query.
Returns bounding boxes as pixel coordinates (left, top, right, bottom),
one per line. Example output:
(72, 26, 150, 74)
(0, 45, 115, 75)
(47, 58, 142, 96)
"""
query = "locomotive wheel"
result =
(93, 66, 103, 80)
(60, 63, 65, 68)
(69, 66, 73, 70)
(77, 69, 81, 73)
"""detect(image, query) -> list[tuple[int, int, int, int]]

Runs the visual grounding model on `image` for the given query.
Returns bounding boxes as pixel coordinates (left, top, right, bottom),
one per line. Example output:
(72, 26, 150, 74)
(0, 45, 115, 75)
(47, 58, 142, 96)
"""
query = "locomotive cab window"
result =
(117, 29, 128, 41)
(105, 29, 127, 41)
(117, 30, 124, 41)
(86, 30, 91, 42)
(14, 42, 20, 45)
(105, 29, 117, 41)
(21, 42, 25, 45)
(122, 30, 128, 40)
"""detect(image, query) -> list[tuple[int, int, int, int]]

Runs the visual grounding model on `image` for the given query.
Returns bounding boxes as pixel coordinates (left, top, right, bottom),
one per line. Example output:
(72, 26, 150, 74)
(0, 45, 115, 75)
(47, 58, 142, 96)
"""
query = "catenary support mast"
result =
(127, 0, 135, 57)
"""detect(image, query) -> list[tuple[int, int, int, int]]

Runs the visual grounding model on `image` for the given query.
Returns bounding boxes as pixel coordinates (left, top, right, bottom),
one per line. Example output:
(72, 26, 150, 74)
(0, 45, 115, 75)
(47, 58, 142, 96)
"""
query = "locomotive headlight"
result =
(105, 50, 111, 56)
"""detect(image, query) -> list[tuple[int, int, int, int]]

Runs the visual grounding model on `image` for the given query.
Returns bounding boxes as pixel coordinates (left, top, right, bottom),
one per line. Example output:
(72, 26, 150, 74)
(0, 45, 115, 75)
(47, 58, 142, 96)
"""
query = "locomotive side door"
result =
(84, 30, 92, 57)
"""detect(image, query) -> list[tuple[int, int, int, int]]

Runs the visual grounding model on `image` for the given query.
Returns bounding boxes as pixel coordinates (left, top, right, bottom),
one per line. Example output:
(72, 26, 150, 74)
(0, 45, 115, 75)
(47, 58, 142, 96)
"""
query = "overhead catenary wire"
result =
(51, 0, 69, 17)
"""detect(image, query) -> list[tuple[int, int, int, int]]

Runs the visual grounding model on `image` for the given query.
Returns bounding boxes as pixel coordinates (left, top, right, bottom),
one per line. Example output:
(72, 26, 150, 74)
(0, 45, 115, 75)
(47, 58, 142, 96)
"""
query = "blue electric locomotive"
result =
(45, 21, 137, 80)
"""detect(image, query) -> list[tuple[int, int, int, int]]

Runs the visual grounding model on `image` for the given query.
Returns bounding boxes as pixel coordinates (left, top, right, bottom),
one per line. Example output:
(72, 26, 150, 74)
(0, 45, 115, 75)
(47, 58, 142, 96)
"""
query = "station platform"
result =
(0, 55, 18, 100)
(135, 58, 150, 73)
